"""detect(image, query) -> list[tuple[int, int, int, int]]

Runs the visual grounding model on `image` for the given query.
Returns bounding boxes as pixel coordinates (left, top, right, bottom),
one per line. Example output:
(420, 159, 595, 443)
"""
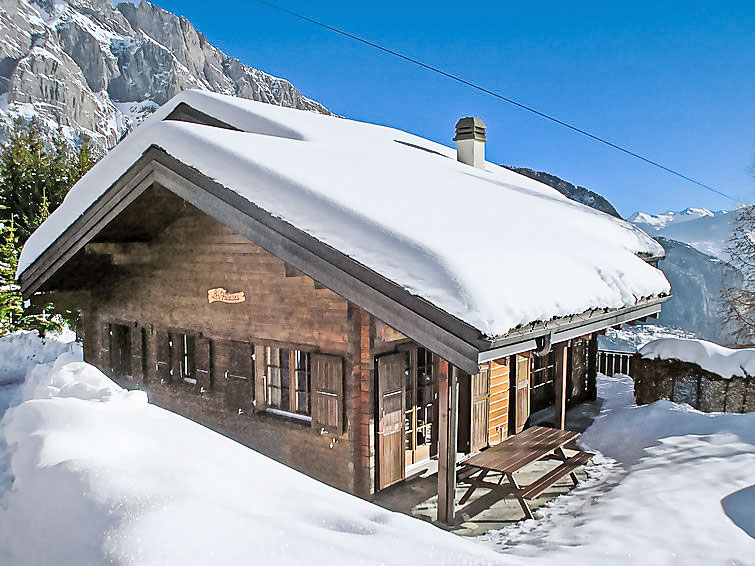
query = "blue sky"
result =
(149, 0, 754, 217)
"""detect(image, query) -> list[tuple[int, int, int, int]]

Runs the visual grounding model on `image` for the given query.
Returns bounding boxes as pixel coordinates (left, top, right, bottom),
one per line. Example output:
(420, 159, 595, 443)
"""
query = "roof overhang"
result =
(477, 295, 669, 363)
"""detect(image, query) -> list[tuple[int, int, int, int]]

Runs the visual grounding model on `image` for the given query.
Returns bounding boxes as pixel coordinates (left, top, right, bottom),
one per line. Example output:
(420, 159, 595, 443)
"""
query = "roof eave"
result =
(477, 295, 670, 363)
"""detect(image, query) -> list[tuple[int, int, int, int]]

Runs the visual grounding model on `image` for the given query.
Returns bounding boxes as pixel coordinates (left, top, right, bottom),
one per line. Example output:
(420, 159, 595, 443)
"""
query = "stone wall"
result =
(630, 354, 755, 413)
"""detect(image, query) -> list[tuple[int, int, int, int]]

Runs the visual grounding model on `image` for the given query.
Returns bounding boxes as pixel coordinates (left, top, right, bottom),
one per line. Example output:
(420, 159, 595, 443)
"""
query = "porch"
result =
(373, 395, 602, 536)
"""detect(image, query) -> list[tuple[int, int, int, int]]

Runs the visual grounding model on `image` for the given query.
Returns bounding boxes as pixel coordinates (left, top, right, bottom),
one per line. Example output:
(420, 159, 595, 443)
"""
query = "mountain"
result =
(628, 207, 716, 231)
(0, 0, 329, 150)
(653, 236, 737, 344)
(628, 208, 743, 343)
(629, 208, 737, 261)
(508, 167, 621, 218)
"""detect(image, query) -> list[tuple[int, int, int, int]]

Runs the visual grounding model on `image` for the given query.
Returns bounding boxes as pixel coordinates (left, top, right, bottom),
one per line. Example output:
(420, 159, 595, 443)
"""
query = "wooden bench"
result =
(456, 425, 594, 519)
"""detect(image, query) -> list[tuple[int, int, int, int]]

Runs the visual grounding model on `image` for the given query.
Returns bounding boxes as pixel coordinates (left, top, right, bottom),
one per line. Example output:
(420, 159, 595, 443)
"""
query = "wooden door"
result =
(377, 352, 406, 489)
(514, 354, 531, 434)
(488, 358, 510, 444)
(470, 364, 489, 452)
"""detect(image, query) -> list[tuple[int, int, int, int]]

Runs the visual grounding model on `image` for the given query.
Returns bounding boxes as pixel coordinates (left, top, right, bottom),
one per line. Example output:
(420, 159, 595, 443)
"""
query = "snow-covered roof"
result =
(18, 90, 670, 338)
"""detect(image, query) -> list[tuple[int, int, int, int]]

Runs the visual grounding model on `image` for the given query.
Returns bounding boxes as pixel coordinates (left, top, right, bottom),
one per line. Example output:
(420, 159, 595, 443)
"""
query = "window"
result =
(265, 346, 311, 417)
(531, 350, 556, 413)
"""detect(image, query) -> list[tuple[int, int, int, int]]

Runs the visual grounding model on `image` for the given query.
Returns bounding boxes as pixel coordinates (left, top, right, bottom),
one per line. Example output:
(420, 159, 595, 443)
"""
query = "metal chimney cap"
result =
(454, 117, 487, 142)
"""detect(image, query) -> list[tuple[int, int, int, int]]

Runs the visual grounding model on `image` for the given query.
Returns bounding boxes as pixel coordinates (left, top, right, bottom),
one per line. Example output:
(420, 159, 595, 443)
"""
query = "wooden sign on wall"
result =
(208, 287, 246, 304)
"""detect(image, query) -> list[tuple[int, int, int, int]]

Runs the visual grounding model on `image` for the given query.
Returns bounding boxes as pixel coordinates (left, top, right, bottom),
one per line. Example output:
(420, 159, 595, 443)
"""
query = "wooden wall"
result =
(488, 358, 510, 444)
(78, 195, 366, 495)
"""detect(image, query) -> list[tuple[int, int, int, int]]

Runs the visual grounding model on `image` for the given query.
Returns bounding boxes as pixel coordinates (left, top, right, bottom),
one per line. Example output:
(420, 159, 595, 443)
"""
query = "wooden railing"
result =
(598, 350, 633, 376)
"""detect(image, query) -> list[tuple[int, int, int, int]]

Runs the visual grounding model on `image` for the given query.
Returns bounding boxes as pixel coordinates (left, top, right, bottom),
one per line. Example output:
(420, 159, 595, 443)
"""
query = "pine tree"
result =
(721, 205, 755, 346)
(0, 121, 97, 336)
(0, 120, 96, 244)
(0, 213, 23, 335)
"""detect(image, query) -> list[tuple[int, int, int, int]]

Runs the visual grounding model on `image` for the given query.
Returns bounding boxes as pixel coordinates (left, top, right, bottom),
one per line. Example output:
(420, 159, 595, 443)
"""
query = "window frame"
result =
(264, 345, 313, 421)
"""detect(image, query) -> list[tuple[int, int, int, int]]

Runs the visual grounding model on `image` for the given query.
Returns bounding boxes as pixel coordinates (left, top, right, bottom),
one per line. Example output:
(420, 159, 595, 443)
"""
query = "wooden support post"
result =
(437, 359, 459, 524)
(554, 342, 568, 430)
(586, 334, 598, 400)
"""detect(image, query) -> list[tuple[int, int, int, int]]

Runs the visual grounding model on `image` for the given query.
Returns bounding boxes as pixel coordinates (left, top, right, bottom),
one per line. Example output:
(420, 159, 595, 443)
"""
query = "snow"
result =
(628, 207, 717, 231)
(0, 333, 503, 565)
(1, 333, 754, 565)
(640, 337, 755, 379)
(18, 90, 670, 339)
(630, 207, 737, 261)
(481, 373, 755, 564)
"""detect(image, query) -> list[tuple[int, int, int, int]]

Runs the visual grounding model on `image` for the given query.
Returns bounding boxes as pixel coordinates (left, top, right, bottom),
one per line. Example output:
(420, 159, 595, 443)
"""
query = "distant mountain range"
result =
(0, 0, 329, 151)
(628, 207, 741, 344)
(629, 207, 736, 261)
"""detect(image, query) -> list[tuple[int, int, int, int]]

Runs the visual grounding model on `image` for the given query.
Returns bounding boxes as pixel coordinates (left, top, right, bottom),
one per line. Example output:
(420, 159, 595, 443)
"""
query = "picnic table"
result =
(456, 425, 593, 519)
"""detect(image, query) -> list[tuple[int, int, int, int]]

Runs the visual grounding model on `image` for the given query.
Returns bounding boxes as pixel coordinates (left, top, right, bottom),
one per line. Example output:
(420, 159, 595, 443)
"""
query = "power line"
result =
(252, 0, 740, 204)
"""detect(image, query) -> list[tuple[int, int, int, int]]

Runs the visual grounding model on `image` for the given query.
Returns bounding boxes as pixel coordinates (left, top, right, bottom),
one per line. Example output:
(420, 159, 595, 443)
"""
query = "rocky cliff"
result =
(0, 0, 329, 150)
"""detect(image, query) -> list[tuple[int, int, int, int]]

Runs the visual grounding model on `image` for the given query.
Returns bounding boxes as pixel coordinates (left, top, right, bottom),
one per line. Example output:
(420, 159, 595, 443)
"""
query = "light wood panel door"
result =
(514, 354, 531, 434)
(377, 352, 407, 489)
(470, 364, 489, 452)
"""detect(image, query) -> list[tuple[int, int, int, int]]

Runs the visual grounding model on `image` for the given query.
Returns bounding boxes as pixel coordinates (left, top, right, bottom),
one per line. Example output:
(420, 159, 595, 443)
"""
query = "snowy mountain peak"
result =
(0, 0, 330, 150)
(627, 207, 718, 232)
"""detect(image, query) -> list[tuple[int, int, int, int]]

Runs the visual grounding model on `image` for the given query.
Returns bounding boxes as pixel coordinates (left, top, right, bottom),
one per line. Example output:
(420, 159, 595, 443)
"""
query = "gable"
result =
(22, 146, 484, 374)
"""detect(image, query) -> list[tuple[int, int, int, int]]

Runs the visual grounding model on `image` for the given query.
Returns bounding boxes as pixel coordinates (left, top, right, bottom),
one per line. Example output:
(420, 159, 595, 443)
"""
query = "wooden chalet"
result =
(17, 91, 670, 523)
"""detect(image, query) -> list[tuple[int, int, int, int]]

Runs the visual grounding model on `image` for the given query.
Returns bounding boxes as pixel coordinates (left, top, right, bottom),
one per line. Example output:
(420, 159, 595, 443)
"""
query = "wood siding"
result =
(79, 199, 359, 493)
(488, 358, 510, 444)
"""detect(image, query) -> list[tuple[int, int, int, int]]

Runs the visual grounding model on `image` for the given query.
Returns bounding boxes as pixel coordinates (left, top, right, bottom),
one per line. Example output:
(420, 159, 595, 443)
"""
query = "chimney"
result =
(454, 117, 486, 169)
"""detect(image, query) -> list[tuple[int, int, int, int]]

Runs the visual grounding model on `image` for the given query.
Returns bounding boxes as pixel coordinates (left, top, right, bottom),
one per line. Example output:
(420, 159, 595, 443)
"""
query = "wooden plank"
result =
(555, 343, 568, 430)
(470, 364, 489, 452)
(377, 352, 406, 489)
(436, 358, 452, 524)
(464, 426, 578, 473)
(521, 451, 593, 500)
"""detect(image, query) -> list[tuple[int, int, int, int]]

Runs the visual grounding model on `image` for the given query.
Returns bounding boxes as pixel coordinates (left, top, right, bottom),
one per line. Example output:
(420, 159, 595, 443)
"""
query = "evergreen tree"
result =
(721, 205, 755, 345)
(0, 121, 96, 336)
(0, 120, 96, 244)
(0, 213, 23, 335)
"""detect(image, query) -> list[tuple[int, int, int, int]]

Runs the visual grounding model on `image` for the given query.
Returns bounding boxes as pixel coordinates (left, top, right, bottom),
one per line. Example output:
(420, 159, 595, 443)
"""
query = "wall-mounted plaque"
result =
(208, 287, 246, 304)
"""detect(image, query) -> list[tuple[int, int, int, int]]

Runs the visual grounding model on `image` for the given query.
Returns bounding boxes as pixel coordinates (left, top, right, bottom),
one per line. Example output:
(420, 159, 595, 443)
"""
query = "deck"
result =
(373, 397, 602, 536)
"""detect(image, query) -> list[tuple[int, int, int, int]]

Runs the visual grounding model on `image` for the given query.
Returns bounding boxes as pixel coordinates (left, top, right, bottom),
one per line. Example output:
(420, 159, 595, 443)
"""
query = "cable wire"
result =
(253, 0, 740, 203)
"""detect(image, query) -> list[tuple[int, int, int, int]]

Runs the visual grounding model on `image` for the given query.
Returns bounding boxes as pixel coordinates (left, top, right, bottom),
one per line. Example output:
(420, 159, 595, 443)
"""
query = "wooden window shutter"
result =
(253, 344, 267, 411)
(100, 322, 111, 374)
(155, 330, 171, 384)
(311, 353, 344, 433)
(168, 332, 183, 383)
(470, 363, 490, 452)
(225, 341, 254, 411)
(195, 337, 212, 390)
(130, 325, 143, 383)
(514, 354, 531, 434)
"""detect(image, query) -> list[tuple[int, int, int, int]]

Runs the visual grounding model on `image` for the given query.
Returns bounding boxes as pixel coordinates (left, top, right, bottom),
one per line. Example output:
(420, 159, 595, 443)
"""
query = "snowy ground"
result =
(0, 332, 753, 565)
(481, 374, 755, 564)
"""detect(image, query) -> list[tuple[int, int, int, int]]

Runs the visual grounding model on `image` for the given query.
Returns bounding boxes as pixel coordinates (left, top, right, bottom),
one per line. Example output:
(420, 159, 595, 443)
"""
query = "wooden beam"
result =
(554, 342, 568, 430)
(436, 358, 458, 524)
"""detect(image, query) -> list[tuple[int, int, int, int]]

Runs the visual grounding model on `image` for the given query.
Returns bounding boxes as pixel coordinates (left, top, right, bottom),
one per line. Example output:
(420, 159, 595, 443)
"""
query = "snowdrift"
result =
(641, 337, 755, 379)
(0, 339, 503, 565)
